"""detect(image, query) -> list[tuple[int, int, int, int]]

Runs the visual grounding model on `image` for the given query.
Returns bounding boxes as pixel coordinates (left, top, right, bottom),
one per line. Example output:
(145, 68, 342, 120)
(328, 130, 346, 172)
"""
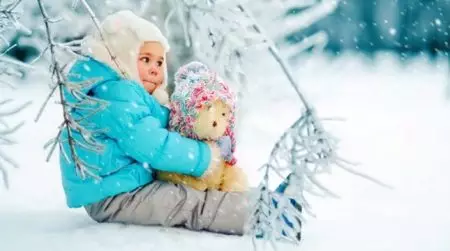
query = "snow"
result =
(1, 52, 450, 250)
(435, 18, 442, 26)
(389, 28, 397, 36)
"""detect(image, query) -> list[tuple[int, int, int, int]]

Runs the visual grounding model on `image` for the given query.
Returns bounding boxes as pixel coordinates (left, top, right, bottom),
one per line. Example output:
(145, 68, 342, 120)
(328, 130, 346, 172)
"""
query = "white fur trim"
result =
(152, 86, 169, 105)
(81, 10, 170, 92)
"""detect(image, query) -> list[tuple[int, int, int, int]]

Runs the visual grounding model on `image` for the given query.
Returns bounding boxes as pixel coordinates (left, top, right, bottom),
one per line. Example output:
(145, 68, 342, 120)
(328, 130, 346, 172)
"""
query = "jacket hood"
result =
(63, 56, 121, 104)
(80, 10, 170, 100)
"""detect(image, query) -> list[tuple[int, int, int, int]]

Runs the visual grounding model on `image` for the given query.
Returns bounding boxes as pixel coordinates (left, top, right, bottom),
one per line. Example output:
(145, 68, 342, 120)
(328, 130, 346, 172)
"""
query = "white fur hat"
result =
(81, 10, 170, 104)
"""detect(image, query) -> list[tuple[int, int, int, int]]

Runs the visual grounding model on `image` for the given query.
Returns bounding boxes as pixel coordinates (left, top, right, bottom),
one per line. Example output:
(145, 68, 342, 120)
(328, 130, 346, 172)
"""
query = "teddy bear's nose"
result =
(212, 121, 217, 127)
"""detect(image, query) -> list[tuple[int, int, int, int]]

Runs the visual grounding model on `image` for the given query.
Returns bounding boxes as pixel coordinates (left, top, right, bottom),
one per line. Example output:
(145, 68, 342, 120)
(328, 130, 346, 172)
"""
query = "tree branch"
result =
(35, 0, 105, 180)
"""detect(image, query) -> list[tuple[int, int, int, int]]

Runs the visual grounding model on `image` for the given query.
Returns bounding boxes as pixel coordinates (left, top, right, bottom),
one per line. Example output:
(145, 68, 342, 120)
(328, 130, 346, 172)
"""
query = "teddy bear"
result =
(156, 61, 248, 192)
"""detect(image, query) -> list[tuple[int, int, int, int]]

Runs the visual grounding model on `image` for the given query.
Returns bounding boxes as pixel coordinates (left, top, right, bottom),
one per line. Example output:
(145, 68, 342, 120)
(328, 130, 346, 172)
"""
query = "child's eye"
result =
(157, 61, 163, 67)
(140, 57, 150, 63)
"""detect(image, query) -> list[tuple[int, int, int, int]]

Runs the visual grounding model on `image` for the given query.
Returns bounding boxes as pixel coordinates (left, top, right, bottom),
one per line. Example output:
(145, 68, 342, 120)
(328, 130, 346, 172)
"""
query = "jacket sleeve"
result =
(145, 94, 170, 129)
(91, 80, 211, 177)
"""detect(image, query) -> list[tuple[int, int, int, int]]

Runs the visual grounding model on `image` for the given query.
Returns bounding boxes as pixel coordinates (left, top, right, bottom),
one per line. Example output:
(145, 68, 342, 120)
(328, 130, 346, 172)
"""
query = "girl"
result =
(60, 10, 247, 234)
(60, 10, 301, 239)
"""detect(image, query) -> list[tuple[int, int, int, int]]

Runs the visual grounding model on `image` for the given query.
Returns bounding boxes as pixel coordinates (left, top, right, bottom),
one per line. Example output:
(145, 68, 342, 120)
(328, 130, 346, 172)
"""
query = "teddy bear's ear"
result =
(175, 61, 210, 84)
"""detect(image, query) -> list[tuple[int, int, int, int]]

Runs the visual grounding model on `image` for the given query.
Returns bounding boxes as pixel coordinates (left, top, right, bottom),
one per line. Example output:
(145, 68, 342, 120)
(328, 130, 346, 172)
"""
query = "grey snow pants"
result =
(84, 181, 251, 235)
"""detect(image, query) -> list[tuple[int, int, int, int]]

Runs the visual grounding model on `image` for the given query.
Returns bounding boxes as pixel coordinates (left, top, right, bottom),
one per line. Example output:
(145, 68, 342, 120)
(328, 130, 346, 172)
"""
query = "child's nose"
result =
(149, 65, 158, 75)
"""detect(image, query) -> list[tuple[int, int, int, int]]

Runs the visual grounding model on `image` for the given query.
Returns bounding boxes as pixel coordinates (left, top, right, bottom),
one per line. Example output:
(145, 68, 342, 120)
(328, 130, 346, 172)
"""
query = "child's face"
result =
(137, 42, 165, 94)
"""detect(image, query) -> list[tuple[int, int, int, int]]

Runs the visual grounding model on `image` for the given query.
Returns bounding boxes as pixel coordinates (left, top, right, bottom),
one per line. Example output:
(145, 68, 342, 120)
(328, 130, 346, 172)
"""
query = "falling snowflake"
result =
(101, 85, 108, 91)
(127, 122, 133, 128)
(389, 28, 397, 36)
(83, 64, 91, 72)
(188, 152, 194, 160)
(167, 154, 173, 159)
(131, 102, 138, 108)
(143, 162, 149, 169)
(435, 18, 442, 26)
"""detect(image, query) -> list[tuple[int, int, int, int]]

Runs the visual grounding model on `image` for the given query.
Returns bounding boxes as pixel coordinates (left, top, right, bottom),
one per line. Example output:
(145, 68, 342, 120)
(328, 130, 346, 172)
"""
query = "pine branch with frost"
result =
(72, 0, 127, 76)
(165, 0, 339, 94)
(248, 108, 393, 248)
(33, 0, 176, 179)
(0, 97, 31, 189)
(0, 0, 31, 43)
(165, 1, 391, 248)
(165, 0, 267, 101)
(265, 0, 338, 42)
(248, 0, 338, 60)
(0, 0, 32, 189)
(34, 0, 116, 180)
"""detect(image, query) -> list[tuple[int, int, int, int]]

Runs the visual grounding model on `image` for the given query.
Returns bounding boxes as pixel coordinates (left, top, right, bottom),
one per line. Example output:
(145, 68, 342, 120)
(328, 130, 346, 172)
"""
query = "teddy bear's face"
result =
(193, 100, 231, 140)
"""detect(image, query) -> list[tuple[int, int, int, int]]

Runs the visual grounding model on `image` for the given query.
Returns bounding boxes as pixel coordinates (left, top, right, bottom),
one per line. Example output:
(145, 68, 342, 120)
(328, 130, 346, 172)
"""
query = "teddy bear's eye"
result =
(222, 113, 226, 116)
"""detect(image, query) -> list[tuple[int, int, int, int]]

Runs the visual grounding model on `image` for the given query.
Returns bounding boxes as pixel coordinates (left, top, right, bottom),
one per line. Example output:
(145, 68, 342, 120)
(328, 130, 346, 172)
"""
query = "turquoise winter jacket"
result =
(59, 57, 211, 208)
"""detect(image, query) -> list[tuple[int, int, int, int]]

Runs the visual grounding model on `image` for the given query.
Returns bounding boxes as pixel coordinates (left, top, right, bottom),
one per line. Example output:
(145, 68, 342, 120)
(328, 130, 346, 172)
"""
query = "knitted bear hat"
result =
(169, 61, 237, 165)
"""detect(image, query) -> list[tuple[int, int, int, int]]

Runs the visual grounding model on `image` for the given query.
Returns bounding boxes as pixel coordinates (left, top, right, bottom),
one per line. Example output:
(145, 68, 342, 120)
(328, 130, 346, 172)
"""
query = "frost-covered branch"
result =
(165, 0, 390, 248)
(166, 0, 265, 101)
(72, 0, 127, 76)
(34, 0, 110, 180)
(248, 108, 392, 247)
(164, 0, 328, 247)
(280, 30, 328, 59)
(0, 0, 32, 189)
(235, 3, 313, 110)
(166, 0, 336, 105)
(0, 0, 31, 43)
(249, 0, 337, 60)
(0, 98, 30, 188)
(268, 0, 338, 41)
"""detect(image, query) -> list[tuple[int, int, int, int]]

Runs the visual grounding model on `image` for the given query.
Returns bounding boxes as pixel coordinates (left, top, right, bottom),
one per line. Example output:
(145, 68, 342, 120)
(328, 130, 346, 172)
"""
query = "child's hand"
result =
(217, 136, 232, 161)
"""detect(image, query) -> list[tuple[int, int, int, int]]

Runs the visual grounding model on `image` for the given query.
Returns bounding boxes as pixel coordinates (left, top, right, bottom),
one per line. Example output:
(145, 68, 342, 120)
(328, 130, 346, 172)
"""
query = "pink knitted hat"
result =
(169, 61, 237, 165)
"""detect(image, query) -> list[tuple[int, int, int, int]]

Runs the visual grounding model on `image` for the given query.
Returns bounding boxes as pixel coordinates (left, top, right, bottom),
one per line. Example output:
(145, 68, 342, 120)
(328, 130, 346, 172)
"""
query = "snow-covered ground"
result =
(1, 52, 450, 251)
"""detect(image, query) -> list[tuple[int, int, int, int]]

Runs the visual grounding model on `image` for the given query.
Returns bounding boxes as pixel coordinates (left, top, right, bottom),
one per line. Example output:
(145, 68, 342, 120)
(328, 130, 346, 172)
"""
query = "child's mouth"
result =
(144, 81, 156, 88)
